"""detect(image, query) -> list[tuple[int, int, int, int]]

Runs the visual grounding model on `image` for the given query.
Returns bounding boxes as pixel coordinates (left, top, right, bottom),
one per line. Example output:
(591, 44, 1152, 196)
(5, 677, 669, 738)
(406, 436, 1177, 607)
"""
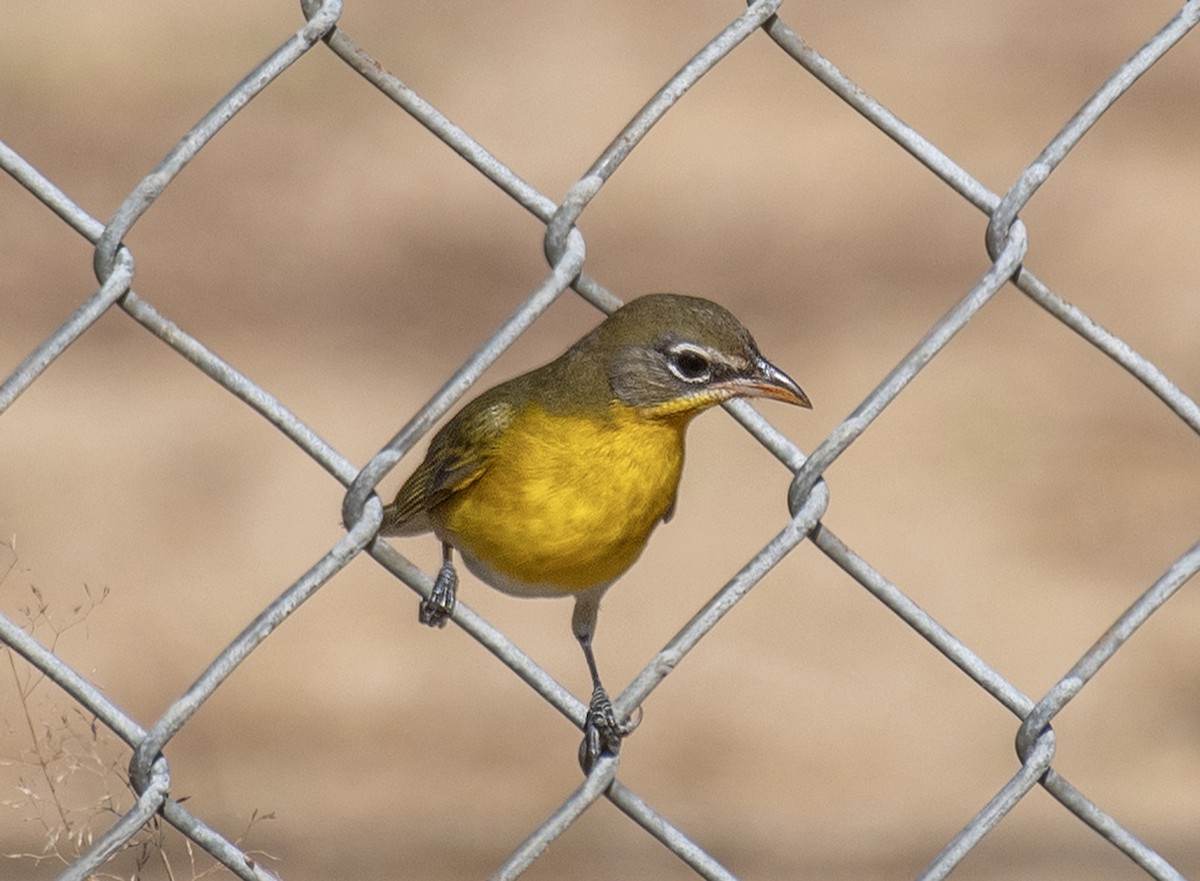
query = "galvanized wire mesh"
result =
(2, 2, 1198, 879)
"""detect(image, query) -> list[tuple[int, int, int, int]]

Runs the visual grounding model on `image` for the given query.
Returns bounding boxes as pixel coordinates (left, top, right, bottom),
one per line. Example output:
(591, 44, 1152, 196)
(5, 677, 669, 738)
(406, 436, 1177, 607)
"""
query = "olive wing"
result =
(380, 396, 516, 535)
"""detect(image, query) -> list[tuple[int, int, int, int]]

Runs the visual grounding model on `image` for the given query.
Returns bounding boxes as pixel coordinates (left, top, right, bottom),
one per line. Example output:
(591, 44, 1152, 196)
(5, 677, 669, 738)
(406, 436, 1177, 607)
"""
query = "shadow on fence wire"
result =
(2, 1, 1199, 879)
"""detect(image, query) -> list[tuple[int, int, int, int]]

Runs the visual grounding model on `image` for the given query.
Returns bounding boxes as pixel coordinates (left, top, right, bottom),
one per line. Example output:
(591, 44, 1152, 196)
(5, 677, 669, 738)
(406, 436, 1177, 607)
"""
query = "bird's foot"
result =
(418, 562, 457, 628)
(578, 684, 639, 773)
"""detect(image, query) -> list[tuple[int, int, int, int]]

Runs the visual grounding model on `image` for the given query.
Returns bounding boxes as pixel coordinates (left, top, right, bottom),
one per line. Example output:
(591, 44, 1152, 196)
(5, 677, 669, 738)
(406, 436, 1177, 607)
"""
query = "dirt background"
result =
(1, 2, 1198, 879)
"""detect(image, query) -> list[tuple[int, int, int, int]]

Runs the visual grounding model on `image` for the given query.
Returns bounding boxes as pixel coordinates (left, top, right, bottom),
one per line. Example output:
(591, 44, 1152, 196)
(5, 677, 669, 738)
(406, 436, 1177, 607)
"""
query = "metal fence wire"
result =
(2, 2, 1199, 879)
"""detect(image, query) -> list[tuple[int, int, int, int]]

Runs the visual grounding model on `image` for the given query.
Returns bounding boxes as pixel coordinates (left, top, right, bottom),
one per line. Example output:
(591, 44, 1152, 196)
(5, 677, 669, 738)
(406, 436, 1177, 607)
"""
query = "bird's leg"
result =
(573, 594, 635, 772)
(419, 542, 458, 628)
(579, 638, 624, 771)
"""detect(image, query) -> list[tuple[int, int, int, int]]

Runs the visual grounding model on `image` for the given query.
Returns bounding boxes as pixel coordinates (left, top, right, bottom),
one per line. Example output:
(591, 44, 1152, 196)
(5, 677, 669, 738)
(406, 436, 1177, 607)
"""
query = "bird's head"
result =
(579, 293, 811, 419)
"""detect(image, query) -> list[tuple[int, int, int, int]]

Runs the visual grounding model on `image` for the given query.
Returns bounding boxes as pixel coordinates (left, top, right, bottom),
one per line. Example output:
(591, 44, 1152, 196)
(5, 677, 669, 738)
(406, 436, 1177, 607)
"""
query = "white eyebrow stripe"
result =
(668, 341, 745, 373)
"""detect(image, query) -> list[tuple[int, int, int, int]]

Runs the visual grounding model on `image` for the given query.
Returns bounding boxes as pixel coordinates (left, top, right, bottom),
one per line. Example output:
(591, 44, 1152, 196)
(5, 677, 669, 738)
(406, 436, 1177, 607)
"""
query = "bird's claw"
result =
(578, 684, 638, 772)
(418, 562, 457, 628)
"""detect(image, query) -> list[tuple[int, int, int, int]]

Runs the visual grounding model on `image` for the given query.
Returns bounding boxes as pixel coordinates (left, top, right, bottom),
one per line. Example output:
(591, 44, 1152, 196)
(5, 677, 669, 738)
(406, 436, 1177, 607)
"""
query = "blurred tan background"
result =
(2, 2, 1198, 879)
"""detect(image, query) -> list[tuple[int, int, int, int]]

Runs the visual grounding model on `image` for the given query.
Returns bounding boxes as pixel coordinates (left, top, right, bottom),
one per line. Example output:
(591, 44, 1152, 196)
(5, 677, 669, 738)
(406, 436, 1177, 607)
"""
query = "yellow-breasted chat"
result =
(380, 293, 810, 767)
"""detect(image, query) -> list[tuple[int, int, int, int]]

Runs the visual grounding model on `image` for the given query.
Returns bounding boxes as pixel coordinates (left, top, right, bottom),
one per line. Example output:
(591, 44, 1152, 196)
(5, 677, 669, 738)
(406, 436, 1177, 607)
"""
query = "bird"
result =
(379, 293, 810, 768)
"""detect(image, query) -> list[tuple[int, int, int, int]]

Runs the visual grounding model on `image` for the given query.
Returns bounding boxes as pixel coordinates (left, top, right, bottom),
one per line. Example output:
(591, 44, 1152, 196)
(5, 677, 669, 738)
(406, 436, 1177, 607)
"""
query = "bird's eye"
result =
(667, 345, 712, 383)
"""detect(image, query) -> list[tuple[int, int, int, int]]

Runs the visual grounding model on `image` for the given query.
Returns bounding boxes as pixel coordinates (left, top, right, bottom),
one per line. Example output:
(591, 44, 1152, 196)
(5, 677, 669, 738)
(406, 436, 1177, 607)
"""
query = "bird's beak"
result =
(725, 357, 812, 408)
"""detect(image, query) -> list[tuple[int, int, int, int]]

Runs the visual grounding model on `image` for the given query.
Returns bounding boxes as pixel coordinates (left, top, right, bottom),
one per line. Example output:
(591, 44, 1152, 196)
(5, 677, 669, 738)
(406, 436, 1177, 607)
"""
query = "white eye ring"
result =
(666, 343, 713, 383)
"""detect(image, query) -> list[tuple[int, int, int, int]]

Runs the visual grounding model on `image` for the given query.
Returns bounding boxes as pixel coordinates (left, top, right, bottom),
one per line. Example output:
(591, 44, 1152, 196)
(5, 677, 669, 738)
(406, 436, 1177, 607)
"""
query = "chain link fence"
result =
(2, 2, 1198, 879)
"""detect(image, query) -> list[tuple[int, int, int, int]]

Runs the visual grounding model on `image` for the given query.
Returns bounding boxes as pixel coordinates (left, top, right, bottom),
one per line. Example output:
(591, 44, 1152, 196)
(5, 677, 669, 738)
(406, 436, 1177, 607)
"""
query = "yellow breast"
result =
(436, 402, 687, 595)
